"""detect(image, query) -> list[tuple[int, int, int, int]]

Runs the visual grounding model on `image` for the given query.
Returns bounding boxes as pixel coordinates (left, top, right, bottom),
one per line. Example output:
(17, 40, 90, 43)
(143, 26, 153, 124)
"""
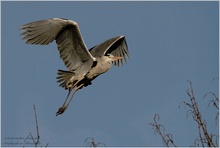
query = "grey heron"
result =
(20, 18, 129, 116)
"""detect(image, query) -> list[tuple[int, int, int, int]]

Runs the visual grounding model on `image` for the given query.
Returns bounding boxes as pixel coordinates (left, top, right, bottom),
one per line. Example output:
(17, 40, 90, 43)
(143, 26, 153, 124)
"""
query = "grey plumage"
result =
(20, 18, 129, 116)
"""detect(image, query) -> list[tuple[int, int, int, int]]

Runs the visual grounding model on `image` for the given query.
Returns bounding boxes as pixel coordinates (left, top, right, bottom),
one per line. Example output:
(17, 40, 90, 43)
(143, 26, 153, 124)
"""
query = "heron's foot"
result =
(56, 106, 68, 116)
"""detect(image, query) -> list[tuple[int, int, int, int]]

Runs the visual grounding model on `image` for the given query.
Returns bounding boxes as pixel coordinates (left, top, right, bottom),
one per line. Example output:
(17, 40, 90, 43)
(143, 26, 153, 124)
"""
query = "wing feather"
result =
(89, 36, 129, 66)
(20, 18, 95, 70)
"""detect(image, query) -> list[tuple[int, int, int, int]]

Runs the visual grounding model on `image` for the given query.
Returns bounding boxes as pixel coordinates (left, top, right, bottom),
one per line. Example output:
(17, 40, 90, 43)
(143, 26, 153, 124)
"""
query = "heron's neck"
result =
(86, 56, 111, 79)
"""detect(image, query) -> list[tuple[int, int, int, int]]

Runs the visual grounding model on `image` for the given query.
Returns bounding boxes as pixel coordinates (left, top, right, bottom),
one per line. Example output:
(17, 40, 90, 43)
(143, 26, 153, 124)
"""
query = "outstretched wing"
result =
(89, 36, 129, 66)
(20, 18, 95, 71)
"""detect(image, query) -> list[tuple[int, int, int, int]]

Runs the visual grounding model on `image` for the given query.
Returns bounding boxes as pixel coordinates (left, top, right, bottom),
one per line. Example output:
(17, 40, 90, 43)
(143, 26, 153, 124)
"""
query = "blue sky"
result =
(1, 1, 219, 147)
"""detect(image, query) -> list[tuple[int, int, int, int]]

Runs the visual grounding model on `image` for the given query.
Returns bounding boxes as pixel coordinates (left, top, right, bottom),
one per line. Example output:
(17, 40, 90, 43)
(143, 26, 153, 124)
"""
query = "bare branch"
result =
(30, 105, 40, 147)
(85, 137, 106, 147)
(203, 92, 219, 110)
(182, 81, 216, 147)
(155, 80, 218, 147)
(148, 114, 177, 147)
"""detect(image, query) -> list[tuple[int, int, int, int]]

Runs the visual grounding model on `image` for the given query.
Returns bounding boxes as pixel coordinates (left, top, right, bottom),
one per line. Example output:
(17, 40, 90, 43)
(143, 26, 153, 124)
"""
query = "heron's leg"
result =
(56, 86, 76, 116)
(61, 89, 72, 107)
(60, 79, 81, 107)
(66, 83, 84, 108)
(56, 82, 83, 116)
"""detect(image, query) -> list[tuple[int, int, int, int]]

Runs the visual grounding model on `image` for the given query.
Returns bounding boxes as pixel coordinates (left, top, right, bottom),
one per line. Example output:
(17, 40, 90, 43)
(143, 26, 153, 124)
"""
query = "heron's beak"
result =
(111, 56, 123, 61)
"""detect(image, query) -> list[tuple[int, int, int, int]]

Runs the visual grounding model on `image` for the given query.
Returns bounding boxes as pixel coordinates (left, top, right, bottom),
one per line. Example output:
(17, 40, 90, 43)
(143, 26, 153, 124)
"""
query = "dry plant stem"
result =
(153, 115, 168, 147)
(85, 137, 106, 147)
(30, 105, 40, 147)
(187, 81, 215, 147)
(197, 125, 205, 147)
(149, 114, 177, 147)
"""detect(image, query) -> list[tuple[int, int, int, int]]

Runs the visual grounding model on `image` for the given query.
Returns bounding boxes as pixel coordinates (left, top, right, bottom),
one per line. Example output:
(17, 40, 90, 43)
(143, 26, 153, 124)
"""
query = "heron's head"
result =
(106, 54, 123, 62)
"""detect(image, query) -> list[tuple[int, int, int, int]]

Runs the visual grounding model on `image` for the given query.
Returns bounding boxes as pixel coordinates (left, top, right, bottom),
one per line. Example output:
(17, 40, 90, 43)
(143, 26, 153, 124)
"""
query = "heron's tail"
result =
(57, 70, 76, 90)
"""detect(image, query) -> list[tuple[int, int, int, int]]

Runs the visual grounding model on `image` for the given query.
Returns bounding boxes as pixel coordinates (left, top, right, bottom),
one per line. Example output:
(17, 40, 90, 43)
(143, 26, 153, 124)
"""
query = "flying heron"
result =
(20, 18, 129, 116)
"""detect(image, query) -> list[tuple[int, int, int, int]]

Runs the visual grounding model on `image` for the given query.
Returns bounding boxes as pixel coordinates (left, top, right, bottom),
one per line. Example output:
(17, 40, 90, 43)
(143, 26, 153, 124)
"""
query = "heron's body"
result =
(57, 56, 112, 90)
(87, 56, 112, 78)
(20, 18, 129, 116)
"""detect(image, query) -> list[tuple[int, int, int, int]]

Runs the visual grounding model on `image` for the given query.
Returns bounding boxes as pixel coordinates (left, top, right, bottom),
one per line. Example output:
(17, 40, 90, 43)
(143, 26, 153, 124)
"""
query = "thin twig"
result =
(149, 114, 177, 147)
(85, 137, 106, 147)
(30, 105, 40, 147)
(185, 81, 216, 147)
